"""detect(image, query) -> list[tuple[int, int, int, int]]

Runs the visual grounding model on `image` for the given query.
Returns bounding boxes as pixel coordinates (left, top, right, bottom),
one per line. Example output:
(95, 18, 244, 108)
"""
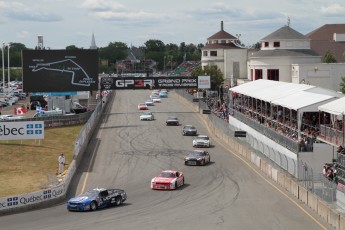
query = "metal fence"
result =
(299, 160, 337, 202)
(2, 111, 93, 128)
(174, 89, 298, 176)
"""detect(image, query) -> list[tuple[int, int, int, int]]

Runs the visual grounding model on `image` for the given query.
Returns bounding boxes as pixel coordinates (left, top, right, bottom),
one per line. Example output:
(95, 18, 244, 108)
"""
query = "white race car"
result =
(140, 111, 154, 121)
(192, 135, 211, 148)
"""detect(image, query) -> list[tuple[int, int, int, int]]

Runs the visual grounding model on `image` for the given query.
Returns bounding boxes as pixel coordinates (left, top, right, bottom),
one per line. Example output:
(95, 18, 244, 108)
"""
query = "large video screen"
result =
(22, 49, 98, 92)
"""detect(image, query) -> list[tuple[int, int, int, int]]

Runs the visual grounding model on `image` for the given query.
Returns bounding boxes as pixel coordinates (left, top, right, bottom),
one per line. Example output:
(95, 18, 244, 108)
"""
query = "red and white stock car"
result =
(151, 170, 184, 190)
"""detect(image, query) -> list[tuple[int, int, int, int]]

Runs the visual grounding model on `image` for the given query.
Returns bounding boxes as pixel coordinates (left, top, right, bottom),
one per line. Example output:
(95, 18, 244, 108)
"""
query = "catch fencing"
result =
(174, 89, 342, 206)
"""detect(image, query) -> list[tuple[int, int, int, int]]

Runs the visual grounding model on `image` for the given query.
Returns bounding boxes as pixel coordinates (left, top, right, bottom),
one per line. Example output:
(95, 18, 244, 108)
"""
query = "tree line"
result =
(0, 40, 204, 81)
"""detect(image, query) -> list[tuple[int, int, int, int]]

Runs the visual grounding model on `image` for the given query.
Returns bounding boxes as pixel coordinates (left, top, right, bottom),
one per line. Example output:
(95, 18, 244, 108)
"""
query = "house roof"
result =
(306, 24, 345, 62)
(306, 24, 345, 40)
(202, 42, 242, 50)
(261, 25, 307, 40)
(208, 30, 237, 40)
(250, 49, 320, 58)
(207, 21, 237, 40)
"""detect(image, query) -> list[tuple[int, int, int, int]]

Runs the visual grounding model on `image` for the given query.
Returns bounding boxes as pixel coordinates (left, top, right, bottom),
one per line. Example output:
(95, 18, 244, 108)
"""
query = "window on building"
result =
(264, 42, 269, 47)
(255, 69, 262, 80)
(203, 51, 208, 56)
(273, 42, 280, 47)
(221, 40, 226, 44)
(210, 51, 217, 56)
(267, 69, 279, 81)
(213, 40, 218, 44)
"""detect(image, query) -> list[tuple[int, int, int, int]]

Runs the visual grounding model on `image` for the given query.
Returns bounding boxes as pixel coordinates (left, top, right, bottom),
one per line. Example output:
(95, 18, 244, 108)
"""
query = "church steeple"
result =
(90, 33, 97, 49)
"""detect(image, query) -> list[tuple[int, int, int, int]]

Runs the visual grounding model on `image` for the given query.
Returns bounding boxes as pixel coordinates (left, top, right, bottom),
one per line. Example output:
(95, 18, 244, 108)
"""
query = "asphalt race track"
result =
(1, 90, 332, 230)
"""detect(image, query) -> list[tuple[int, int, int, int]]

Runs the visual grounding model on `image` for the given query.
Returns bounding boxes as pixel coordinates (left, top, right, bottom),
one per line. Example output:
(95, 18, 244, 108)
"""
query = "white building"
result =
(201, 21, 248, 86)
(247, 25, 321, 83)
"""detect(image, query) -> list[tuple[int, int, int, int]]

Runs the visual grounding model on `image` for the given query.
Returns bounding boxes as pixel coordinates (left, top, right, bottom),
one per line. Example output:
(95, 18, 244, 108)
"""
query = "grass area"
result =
(0, 125, 83, 197)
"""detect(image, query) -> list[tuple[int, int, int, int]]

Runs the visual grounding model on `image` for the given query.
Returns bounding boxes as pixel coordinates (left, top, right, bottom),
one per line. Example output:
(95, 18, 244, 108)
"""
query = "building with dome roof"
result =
(201, 21, 248, 86)
(248, 24, 321, 83)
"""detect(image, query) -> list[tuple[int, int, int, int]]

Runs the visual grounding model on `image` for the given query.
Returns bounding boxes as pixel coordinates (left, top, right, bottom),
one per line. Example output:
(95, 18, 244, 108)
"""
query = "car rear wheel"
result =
(115, 196, 122, 206)
(90, 201, 97, 211)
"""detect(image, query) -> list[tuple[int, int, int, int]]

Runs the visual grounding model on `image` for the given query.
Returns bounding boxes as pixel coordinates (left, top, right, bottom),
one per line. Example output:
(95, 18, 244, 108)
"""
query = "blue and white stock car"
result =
(67, 188, 127, 211)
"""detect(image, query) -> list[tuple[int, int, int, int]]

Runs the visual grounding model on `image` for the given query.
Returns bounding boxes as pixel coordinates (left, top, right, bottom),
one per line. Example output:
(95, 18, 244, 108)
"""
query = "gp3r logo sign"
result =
(115, 79, 154, 89)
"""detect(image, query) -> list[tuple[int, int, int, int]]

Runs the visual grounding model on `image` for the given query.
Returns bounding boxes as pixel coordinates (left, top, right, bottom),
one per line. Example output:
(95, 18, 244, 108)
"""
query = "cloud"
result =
(321, 4, 345, 16)
(0, 1, 62, 22)
(80, 0, 125, 11)
(17, 30, 30, 38)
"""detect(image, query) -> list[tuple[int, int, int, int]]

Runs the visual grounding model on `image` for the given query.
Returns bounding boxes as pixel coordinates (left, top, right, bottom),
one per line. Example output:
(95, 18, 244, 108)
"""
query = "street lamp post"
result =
(7, 43, 10, 88)
(2, 43, 5, 93)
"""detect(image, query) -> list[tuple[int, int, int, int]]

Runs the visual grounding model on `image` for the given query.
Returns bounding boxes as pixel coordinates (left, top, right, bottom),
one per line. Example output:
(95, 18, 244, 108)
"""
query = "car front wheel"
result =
(90, 201, 97, 211)
(115, 196, 122, 206)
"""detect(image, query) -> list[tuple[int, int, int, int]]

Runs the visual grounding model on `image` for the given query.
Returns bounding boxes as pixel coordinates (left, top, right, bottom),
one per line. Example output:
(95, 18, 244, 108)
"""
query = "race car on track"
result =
(184, 149, 210, 166)
(192, 135, 211, 148)
(182, 125, 197, 136)
(140, 111, 154, 121)
(159, 91, 168, 98)
(152, 98, 161, 103)
(151, 170, 184, 190)
(138, 103, 149, 110)
(67, 188, 127, 211)
(145, 100, 155, 106)
(166, 116, 179, 126)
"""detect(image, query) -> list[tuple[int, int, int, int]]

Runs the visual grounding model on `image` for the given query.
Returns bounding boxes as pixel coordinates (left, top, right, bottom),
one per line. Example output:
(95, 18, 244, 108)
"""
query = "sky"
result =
(0, 0, 344, 49)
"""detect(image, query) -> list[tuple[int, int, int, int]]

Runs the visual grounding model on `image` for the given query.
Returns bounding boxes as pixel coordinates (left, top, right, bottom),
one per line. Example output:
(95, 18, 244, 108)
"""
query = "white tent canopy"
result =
(271, 91, 334, 112)
(318, 97, 345, 115)
(231, 79, 341, 111)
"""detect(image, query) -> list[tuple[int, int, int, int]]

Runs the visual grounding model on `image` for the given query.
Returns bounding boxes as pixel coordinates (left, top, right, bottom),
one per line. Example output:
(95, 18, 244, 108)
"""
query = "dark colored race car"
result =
(182, 125, 197, 136)
(184, 150, 211, 166)
(67, 188, 127, 211)
(166, 116, 179, 126)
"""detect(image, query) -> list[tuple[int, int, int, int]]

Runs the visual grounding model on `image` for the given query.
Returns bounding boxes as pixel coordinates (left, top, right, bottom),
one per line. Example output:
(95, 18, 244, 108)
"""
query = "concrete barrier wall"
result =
(284, 174, 292, 192)
(317, 200, 329, 224)
(340, 215, 345, 230)
(291, 180, 299, 198)
(299, 185, 308, 204)
(307, 192, 318, 212)
(277, 171, 285, 187)
(329, 208, 340, 230)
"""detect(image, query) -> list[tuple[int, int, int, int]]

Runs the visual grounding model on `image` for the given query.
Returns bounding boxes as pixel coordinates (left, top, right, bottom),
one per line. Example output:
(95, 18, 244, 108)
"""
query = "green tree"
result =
(340, 77, 345, 94)
(66, 45, 81, 50)
(143, 39, 166, 70)
(191, 64, 223, 90)
(99, 42, 128, 65)
(322, 49, 337, 63)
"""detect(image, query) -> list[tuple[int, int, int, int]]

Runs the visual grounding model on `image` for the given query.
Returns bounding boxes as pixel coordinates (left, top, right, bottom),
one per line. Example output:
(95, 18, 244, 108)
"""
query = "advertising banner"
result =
(22, 50, 99, 92)
(100, 77, 198, 90)
(0, 184, 65, 211)
(0, 121, 44, 140)
(198, 75, 211, 89)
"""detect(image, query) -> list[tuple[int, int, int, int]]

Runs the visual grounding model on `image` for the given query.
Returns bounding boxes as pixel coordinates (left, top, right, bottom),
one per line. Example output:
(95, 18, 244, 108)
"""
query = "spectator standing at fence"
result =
(58, 153, 65, 174)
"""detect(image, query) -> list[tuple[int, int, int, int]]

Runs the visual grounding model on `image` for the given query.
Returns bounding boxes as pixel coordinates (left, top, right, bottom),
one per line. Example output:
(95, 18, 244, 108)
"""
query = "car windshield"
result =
(159, 172, 176, 178)
(189, 151, 205, 156)
(184, 125, 195, 129)
(83, 190, 100, 197)
(197, 136, 209, 140)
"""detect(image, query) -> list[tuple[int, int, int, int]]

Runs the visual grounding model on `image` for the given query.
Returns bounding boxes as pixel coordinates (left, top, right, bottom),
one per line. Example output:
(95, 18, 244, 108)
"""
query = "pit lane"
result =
(1, 90, 331, 230)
